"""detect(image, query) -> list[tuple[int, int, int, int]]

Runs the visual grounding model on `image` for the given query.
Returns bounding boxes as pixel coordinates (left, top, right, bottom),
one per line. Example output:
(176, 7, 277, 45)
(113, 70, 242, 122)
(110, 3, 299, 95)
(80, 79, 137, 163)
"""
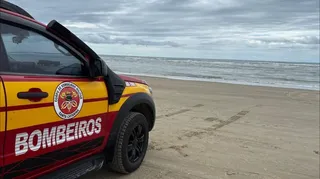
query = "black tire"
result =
(108, 112, 149, 174)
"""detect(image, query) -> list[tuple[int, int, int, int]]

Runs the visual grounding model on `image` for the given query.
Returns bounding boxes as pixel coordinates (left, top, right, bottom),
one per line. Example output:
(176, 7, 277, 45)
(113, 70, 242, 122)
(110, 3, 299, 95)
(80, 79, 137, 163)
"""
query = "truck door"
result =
(0, 77, 5, 178)
(0, 20, 108, 178)
(0, 25, 8, 178)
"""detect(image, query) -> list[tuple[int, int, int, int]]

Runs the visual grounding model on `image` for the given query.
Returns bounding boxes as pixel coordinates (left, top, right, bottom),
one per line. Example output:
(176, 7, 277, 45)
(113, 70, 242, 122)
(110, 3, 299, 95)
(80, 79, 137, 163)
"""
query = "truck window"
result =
(0, 23, 89, 76)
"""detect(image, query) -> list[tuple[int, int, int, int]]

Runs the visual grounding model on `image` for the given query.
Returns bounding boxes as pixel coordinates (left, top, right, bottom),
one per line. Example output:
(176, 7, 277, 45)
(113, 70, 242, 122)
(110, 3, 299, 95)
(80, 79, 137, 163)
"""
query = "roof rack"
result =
(0, 0, 34, 19)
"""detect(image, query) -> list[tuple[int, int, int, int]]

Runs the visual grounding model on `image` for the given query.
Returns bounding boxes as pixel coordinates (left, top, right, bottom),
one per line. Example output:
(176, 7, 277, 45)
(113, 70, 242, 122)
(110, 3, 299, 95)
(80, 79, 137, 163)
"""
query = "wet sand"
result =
(82, 76, 320, 179)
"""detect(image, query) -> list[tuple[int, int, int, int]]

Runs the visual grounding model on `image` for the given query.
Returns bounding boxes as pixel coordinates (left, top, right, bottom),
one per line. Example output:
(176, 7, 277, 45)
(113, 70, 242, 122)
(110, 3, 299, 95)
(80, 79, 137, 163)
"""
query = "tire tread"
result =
(109, 112, 142, 173)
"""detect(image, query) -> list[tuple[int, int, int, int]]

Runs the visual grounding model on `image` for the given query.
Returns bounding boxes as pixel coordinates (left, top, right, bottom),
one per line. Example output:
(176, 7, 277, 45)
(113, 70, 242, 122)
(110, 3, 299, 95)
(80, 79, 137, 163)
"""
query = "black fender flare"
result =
(104, 92, 156, 161)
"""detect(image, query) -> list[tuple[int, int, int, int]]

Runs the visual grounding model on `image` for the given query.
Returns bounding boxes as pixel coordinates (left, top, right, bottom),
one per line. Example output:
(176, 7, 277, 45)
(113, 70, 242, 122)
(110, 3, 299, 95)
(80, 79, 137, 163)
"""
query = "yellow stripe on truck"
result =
(5, 101, 108, 131)
(4, 81, 108, 106)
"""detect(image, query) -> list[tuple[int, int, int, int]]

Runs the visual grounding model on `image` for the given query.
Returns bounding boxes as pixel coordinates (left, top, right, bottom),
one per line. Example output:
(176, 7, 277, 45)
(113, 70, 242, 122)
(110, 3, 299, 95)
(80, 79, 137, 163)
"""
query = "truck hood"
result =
(118, 74, 148, 85)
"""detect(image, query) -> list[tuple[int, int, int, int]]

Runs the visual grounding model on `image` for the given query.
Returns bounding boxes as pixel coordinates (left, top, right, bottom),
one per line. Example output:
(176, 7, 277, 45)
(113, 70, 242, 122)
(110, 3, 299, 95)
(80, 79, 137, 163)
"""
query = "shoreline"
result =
(118, 72, 320, 92)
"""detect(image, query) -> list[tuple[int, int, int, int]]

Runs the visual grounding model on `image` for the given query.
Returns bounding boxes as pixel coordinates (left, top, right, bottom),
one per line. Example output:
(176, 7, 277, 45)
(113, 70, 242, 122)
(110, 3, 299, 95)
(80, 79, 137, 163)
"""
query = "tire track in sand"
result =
(156, 104, 204, 119)
(184, 110, 250, 138)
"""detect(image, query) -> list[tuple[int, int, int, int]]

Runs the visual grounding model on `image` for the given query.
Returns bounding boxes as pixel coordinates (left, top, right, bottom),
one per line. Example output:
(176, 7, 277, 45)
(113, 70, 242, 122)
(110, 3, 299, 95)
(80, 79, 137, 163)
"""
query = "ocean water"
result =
(6, 53, 319, 90)
(101, 55, 320, 91)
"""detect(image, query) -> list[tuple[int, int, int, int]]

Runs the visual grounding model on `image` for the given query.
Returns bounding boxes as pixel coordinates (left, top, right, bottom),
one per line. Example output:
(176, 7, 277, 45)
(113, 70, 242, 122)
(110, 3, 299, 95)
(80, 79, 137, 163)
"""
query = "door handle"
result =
(17, 92, 48, 99)
(17, 88, 48, 102)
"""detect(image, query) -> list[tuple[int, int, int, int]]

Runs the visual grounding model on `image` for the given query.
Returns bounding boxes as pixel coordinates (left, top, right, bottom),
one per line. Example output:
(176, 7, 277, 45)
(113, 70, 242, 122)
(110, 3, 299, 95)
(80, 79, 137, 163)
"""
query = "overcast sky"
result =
(8, 0, 320, 62)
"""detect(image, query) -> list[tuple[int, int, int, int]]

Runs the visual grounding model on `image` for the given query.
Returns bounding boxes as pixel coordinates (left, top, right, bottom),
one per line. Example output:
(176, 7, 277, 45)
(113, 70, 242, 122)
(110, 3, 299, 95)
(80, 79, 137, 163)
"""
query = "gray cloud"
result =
(254, 36, 320, 45)
(79, 33, 183, 47)
(7, 0, 320, 61)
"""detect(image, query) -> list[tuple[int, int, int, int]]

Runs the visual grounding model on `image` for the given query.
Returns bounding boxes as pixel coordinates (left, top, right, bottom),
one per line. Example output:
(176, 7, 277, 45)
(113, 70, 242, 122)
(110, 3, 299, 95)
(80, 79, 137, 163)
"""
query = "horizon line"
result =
(98, 54, 319, 64)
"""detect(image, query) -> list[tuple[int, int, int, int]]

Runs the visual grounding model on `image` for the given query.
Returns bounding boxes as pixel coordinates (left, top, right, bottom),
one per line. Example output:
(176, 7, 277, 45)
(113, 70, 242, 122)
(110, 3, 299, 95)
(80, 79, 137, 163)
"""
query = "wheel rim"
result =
(127, 124, 146, 163)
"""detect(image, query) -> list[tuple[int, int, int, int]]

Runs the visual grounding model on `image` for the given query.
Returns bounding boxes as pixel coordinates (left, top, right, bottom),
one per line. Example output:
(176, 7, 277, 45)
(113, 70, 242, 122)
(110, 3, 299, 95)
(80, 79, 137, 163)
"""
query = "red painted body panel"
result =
(3, 112, 107, 165)
(119, 74, 147, 85)
(0, 132, 4, 167)
(3, 111, 118, 179)
(100, 111, 118, 150)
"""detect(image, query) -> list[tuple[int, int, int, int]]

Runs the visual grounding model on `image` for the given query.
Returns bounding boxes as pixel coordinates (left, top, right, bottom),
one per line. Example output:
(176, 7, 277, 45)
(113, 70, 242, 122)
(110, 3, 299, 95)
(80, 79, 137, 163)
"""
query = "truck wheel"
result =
(109, 112, 149, 174)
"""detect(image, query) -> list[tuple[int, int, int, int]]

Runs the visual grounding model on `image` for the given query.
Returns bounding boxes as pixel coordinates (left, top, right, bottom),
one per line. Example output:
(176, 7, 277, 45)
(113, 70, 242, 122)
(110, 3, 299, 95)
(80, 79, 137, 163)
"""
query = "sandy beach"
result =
(82, 76, 319, 179)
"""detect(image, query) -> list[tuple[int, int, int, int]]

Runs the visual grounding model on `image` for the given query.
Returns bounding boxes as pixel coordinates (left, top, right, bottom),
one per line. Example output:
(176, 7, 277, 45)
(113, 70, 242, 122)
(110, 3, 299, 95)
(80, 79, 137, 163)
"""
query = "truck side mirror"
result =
(90, 58, 108, 77)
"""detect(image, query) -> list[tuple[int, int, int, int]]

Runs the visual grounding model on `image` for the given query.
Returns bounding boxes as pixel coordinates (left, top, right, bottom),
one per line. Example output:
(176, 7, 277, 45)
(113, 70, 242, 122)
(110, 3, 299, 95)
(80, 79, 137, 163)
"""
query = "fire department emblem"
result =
(54, 82, 83, 120)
